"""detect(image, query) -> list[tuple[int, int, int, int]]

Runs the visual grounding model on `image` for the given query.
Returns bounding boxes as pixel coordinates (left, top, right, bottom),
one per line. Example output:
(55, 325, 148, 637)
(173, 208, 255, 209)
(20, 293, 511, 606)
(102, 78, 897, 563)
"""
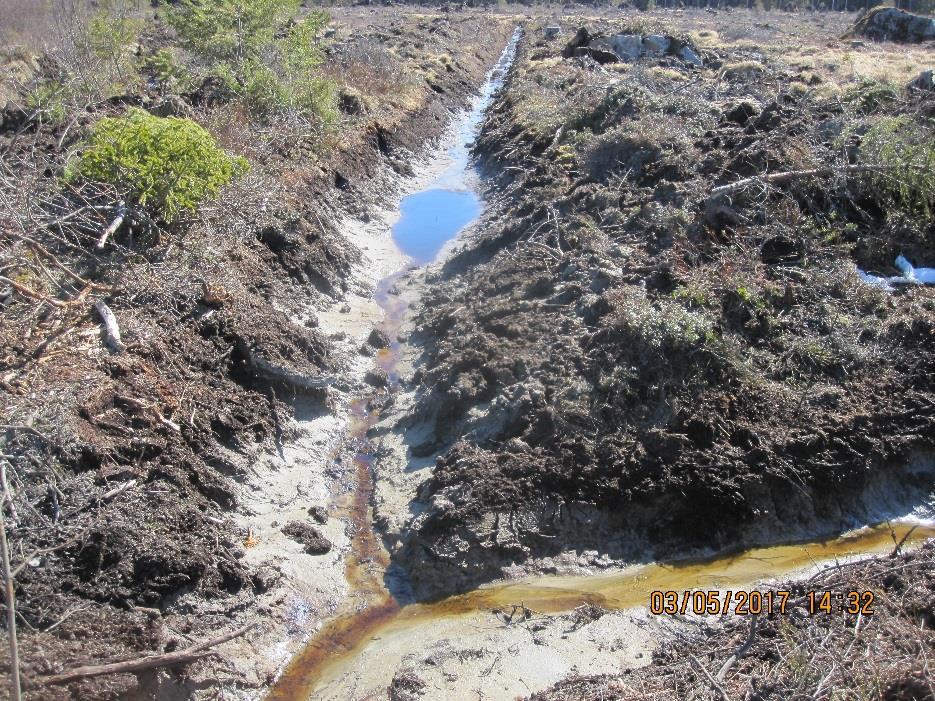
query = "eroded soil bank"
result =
(387, 10, 935, 601)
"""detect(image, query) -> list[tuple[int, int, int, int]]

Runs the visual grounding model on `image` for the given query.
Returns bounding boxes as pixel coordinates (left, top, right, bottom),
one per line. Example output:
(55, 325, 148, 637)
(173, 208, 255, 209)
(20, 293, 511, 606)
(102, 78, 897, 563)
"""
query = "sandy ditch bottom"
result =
(313, 607, 661, 701)
(217, 97, 501, 692)
(295, 518, 935, 700)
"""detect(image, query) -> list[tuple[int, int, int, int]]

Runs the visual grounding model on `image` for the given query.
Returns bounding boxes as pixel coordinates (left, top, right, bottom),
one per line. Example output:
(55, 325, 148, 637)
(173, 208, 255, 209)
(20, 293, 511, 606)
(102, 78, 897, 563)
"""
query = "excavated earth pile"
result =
(392, 15, 935, 599)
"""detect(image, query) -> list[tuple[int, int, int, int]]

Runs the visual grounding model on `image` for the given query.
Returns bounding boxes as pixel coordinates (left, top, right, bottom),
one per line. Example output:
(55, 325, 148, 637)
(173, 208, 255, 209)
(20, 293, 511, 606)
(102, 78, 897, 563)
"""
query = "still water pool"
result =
(392, 187, 481, 263)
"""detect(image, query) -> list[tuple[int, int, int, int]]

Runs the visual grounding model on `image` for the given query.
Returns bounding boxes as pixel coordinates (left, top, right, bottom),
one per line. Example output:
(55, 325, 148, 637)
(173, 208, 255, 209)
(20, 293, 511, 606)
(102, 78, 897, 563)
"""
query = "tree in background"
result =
(163, 0, 336, 121)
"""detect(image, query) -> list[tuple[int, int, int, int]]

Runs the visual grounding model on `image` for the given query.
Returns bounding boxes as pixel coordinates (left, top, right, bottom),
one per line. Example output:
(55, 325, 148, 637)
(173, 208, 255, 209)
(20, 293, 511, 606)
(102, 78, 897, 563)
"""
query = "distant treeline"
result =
(323, 0, 934, 15)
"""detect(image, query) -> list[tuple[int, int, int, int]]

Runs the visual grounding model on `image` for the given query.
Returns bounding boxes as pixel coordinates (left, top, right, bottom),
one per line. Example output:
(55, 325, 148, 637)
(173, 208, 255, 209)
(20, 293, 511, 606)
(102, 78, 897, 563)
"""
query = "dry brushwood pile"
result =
(395, 12, 935, 597)
(530, 541, 935, 700)
(0, 4, 512, 698)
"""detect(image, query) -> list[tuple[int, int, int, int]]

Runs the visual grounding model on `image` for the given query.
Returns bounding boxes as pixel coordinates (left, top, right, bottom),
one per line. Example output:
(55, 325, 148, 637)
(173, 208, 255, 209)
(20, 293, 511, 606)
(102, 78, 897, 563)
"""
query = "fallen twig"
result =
(0, 500, 23, 701)
(94, 300, 126, 352)
(891, 525, 917, 557)
(36, 621, 255, 687)
(95, 203, 126, 250)
(708, 164, 895, 200)
(717, 614, 758, 681)
(0, 275, 72, 308)
(690, 654, 731, 701)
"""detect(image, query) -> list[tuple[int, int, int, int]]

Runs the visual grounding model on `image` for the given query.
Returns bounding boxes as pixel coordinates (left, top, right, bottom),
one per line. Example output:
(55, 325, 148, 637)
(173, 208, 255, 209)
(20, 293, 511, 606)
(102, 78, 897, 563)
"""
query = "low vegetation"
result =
(66, 108, 249, 223)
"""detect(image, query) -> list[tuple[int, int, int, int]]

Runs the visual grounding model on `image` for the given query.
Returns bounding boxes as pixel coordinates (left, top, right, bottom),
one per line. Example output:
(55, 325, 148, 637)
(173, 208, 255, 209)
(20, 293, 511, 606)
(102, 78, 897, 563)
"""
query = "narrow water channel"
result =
(266, 29, 935, 701)
(265, 30, 522, 701)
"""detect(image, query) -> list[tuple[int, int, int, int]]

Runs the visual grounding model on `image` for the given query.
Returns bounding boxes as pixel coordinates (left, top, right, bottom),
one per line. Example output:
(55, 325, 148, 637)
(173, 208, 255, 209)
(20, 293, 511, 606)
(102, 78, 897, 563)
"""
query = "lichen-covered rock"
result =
(853, 7, 935, 43)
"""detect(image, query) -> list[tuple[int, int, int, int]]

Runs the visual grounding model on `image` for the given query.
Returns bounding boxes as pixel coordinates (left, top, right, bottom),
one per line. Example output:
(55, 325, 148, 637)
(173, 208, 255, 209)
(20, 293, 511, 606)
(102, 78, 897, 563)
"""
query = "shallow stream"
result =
(265, 31, 935, 701)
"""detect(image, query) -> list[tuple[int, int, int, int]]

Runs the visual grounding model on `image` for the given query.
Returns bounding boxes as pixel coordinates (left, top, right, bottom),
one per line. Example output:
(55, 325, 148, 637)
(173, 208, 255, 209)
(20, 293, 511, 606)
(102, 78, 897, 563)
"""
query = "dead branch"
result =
(708, 164, 892, 201)
(690, 654, 731, 701)
(23, 238, 114, 292)
(0, 501, 23, 701)
(247, 351, 334, 393)
(100, 479, 136, 502)
(0, 461, 18, 526)
(716, 614, 758, 682)
(891, 525, 917, 557)
(36, 621, 255, 688)
(93, 300, 125, 352)
(0, 275, 71, 308)
(95, 202, 126, 250)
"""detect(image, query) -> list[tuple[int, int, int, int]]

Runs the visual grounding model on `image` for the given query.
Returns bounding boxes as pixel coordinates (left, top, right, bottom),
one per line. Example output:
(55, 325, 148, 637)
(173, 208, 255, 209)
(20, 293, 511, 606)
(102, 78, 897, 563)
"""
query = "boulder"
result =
(597, 34, 643, 62)
(679, 45, 703, 67)
(642, 34, 671, 56)
(574, 46, 621, 64)
(907, 69, 934, 93)
(852, 7, 935, 43)
(562, 27, 591, 58)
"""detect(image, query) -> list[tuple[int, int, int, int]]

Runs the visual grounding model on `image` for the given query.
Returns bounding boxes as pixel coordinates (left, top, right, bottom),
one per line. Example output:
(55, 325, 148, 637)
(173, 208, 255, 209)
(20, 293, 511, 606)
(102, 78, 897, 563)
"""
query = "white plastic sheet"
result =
(858, 255, 935, 291)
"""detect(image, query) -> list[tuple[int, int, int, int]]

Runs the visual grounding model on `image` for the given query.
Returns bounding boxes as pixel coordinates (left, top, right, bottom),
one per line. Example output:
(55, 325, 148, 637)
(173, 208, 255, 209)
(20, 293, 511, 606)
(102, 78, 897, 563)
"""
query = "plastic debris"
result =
(858, 254, 935, 291)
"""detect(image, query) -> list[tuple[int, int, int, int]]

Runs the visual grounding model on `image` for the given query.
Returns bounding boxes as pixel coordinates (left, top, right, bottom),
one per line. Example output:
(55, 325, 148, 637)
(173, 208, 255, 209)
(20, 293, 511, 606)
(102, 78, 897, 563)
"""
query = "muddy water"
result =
(270, 519, 934, 699)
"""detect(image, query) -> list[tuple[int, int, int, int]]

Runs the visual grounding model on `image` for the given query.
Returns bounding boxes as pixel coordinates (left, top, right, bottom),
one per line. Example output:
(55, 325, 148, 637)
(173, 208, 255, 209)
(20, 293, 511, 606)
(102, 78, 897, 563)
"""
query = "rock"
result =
(678, 45, 703, 67)
(368, 328, 391, 349)
(545, 26, 561, 39)
(150, 95, 193, 118)
(642, 34, 670, 56)
(562, 27, 591, 58)
(364, 368, 389, 387)
(251, 565, 281, 593)
(907, 69, 934, 93)
(852, 7, 935, 43)
(594, 34, 642, 62)
(281, 521, 332, 555)
(574, 46, 619, 64)
(724, 100, 759, 126)
(307, 505, 328, 524)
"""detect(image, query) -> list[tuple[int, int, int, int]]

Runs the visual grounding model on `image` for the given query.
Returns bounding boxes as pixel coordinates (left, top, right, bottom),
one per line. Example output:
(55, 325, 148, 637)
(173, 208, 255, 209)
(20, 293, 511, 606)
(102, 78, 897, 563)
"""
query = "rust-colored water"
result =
(264, 273, 407, 701)
(268, 515, 934, 700)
